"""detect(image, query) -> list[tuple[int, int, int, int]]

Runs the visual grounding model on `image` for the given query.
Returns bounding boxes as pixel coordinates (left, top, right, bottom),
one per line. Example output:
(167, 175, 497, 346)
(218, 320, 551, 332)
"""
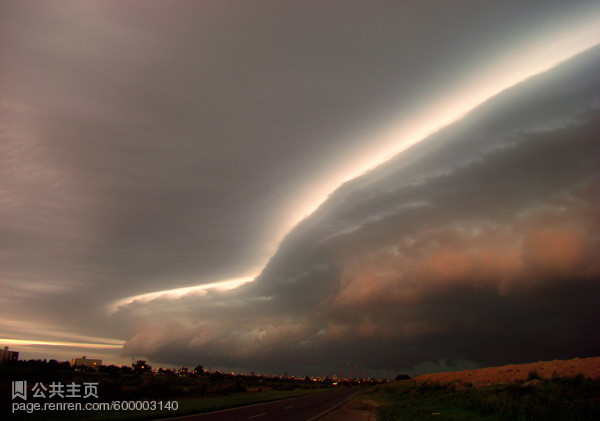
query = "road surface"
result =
(160, 388, 360, 421)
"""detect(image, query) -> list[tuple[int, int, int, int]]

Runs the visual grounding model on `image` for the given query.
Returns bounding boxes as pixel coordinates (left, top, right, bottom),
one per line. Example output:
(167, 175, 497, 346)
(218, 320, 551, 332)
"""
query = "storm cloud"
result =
(1, 1, 600, 375)
(119, 45, 600, 375)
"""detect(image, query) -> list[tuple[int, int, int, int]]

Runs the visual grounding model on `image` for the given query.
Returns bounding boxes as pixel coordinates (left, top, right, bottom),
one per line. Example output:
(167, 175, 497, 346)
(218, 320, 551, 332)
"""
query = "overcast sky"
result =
(1, 1, 600, 376)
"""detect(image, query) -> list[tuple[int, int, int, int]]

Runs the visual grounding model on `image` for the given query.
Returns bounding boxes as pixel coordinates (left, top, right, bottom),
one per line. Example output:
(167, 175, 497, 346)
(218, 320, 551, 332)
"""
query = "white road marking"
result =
(306, 391, 361, 421)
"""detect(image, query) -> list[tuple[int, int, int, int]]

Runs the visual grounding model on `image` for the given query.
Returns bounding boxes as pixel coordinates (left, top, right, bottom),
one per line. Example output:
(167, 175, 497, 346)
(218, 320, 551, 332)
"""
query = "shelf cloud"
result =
(1, 1, 599, 375)
(119, 45, 600, 374)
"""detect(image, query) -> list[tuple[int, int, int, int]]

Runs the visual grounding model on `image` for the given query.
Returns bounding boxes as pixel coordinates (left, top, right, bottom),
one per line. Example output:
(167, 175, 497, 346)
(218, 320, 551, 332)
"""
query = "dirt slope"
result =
(413, 356, 600, 385)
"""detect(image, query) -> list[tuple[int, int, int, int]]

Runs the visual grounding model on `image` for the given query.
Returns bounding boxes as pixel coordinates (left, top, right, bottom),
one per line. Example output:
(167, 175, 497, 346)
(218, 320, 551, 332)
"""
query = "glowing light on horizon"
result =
(0, 338, 124, 349)
(110, 11, 600, 312)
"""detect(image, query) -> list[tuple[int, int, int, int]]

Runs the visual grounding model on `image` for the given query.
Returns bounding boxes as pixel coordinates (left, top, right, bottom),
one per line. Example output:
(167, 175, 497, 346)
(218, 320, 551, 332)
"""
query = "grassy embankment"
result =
(361, 375, 600, 420)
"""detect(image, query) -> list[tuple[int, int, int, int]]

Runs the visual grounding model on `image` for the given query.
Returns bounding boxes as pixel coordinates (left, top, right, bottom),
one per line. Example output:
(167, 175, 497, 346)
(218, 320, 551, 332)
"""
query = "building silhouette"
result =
(71, 355, 102, 367)
(0, 346, 18, 362)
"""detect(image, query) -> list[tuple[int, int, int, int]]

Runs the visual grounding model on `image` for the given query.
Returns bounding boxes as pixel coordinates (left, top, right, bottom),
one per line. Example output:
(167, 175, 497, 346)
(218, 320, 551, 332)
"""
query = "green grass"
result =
(361, 376, 600, 421)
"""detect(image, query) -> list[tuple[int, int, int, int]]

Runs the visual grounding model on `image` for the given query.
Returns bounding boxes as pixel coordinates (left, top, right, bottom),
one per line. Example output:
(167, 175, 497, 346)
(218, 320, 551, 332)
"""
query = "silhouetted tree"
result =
(133, 360, 151, 373)
(120, 365, 133, 374)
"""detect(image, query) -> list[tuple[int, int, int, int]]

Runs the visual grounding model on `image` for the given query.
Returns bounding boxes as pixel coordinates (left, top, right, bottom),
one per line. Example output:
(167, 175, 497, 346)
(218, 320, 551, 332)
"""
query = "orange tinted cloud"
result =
(521, 226, 589, 278)
(333, 209, 598, 309)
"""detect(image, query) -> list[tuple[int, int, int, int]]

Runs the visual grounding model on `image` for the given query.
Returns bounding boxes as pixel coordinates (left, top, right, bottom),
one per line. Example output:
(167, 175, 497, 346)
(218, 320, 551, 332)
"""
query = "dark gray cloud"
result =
(1, 1, 600, 374)
(120, 46, 600, 375)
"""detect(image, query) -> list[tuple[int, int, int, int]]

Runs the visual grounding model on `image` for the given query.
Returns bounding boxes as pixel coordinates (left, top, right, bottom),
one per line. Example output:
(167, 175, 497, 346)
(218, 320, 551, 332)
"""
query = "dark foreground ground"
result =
(161, 388, 359, 421)
(323, 375, 600, 420)
(1, 361, 369, 420)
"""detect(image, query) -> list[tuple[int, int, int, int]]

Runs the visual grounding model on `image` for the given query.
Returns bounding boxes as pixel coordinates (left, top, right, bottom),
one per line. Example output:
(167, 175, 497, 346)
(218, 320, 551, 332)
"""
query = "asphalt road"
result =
(160, 388, 360, 421)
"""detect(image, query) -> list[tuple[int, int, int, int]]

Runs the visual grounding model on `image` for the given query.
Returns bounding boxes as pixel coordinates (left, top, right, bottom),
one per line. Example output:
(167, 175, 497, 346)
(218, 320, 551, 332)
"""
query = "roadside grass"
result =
(50, 387, 336, 420)
(362, 375, 600, 420)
